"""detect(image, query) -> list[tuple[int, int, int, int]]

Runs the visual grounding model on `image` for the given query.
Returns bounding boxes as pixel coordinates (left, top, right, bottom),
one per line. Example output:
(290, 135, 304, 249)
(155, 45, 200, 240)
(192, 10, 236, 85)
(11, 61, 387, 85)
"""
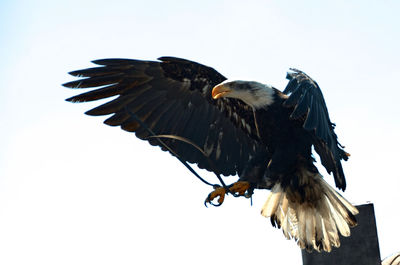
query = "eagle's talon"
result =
(204, 186, 226, 207)
(207, 200, 223, 207)
(229, 181, 250, 197)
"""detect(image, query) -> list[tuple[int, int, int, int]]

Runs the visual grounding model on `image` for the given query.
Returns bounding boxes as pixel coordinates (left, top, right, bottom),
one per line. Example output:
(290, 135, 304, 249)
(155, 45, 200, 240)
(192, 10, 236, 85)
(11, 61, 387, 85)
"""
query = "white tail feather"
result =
(261, 185, 283, 217)
(261, 172, 358, 252)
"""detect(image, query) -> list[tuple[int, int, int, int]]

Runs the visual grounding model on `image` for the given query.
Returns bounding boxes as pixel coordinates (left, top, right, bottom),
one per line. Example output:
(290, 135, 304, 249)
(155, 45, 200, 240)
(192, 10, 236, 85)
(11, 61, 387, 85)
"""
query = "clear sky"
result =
(1, 0, 399, 264)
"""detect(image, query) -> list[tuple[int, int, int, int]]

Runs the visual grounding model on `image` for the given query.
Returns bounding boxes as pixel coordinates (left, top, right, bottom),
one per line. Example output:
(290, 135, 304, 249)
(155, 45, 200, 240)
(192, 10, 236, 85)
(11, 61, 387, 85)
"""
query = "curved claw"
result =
(204, 186, 226, 207)
(204, 199, 223, 207)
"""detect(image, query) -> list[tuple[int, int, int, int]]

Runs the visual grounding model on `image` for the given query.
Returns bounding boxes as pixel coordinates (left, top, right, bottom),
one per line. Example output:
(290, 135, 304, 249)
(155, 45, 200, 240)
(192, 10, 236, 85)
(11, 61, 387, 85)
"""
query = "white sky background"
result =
(1, 0, 399, 264)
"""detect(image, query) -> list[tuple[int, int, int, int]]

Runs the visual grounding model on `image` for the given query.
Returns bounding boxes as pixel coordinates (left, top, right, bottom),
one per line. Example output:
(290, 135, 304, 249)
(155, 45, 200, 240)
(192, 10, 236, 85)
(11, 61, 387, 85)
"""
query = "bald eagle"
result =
(64, 57, 358, 252)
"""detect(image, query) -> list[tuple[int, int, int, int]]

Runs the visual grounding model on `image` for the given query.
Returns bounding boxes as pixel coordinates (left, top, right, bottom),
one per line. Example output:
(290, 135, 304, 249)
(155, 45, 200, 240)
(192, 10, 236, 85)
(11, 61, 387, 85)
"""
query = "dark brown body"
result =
(241, 91, 316, 195)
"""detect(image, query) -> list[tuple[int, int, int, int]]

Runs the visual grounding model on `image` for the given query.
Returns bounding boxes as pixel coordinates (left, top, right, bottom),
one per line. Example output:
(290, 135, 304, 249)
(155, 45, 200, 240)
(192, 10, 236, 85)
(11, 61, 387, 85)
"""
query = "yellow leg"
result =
(205, 186, 226, 206)
(229, 181, 250, 196)
(204, 181, 251, 206)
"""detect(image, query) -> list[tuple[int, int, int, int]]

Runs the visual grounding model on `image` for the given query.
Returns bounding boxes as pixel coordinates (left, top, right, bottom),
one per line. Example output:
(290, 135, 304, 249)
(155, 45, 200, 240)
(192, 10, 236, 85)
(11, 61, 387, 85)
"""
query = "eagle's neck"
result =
(241, 83, 275, 109)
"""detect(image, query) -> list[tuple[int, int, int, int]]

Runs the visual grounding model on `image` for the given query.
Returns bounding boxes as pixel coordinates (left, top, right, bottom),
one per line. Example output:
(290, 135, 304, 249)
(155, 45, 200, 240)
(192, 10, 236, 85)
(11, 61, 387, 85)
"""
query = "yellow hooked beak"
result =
(211, 84, 231, 99)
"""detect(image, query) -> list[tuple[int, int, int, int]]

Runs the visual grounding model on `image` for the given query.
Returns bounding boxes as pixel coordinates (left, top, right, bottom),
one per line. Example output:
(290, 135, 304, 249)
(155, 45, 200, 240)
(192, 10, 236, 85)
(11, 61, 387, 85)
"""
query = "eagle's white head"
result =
(211, 80, 275, 109)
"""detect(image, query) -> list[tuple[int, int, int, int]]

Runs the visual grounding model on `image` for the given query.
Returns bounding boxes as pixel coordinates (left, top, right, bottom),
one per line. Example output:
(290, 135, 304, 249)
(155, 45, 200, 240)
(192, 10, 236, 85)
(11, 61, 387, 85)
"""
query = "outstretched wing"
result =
(283, 69, 349, 190)
(63, 57, 261, 177)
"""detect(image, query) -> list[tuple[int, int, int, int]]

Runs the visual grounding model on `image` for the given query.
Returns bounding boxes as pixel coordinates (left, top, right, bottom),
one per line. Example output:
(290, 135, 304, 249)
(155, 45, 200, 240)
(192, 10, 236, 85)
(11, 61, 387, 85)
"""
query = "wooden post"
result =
(302, 203, 381, 265)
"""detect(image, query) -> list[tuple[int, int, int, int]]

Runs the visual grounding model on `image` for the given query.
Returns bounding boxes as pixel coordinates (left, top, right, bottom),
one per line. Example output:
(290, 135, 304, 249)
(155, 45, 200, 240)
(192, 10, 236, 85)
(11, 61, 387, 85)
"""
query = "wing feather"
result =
(104, 111, 130, 126)
(64, 57, 261, 177)
(283, 69, 349, 190)
(63, 74, 125, 88)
